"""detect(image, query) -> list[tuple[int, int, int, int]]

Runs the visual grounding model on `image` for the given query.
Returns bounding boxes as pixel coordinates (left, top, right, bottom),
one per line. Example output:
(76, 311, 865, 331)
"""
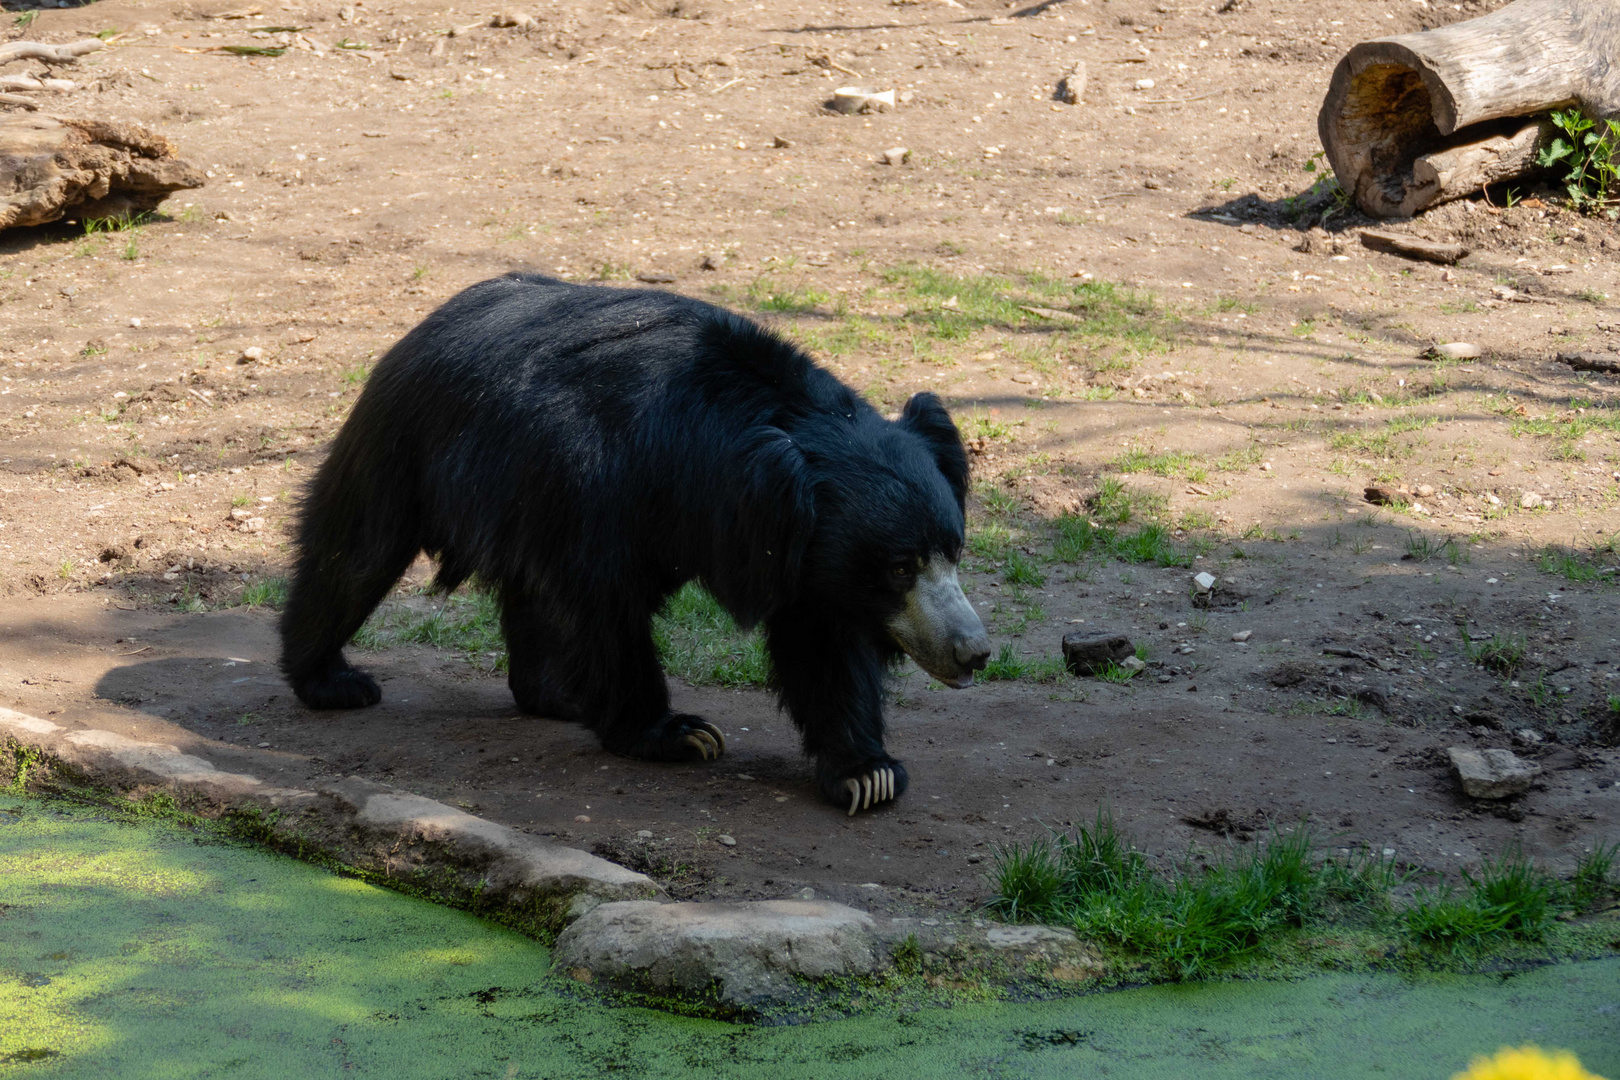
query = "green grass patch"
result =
(879, 264, 1173, 354)
(1459, 624, 1527, 676)
(354, 582, 772, 687)
(980, 644, 1067, 683)
(1111, 444, 1208, 483)
(987, 811, 1611, 982)
(235, 577, 289, 609)
(1052, 514, 1192, 569)
(1537, 543, 1617, 584)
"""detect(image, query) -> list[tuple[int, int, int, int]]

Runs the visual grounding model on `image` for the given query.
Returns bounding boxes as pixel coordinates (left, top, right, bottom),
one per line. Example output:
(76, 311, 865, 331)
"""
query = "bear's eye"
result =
(891, 562, 913, 578)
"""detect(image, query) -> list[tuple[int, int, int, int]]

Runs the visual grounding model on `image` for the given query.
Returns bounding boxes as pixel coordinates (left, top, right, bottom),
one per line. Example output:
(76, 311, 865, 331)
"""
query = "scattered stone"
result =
(1056, 61, 1087, 105)
(880, 146, 910, 166)
(490, 10, 537, 29)
(1415, 483, 1436, 498)
(772, 135, 794, 149)
(553, 900, 881, 1006)
(1557, 350, 1620, 375)
(1231, 629, 1252, 642)
(1061, 632, 1135, 676)
(1133, 78, 1155, 90)
(1364, 485, 1406, 506)
(575, 814, 592, 823)
(1429, 342, 1482, 360)
(239, 346, 263, 363)
(635, 271, 675, 284)
(1520, 491, 1543, 509)
(795, 887, 815, 901)
(1513, 728, 1544, 746)
(257, 741, 271, 748)
(1192, 571, 1217, 592)
(830, 87, 894, 114)
(716, 834, 737, 847)
(237, 516, 265, 533)
(699, 252, 722, 271)
(1118, 656, 1147, 674)
(1448, 746, 1540, 799)
(636, 829, 654, 839)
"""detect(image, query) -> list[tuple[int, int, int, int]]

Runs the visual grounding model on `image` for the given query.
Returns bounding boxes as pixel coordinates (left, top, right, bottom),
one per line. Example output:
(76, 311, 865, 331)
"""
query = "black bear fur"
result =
(280, 273, 972, 808)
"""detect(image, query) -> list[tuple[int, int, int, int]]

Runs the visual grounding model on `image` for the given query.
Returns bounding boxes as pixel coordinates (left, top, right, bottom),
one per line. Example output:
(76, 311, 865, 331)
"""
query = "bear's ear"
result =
(708, 427, 816, 627)
(899, 392, 969, 509)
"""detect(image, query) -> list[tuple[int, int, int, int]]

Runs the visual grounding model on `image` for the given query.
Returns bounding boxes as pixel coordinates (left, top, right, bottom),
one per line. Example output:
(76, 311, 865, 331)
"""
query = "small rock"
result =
(880, 146, 911, 166)
(490, 10, 538, 29)
(772, 135, 794, 149)
(795, 887, 815, 901)
(1061, 632, 1135, 676)
(1133, 78, 1155, 90)
(237, 517, 265, 533)
(1433, 342, 1481, 360)
(574, 814, 592, 823)
(229, 508, 253, 522)
(240, 346, 264, 364)
(129, 316, 143, 328)
(1513, 728, 1544, 745)
(1448, 746, 1540, 799)
(1415, 483, 1436, 498)
(700, 252, 723, 271)
(636, 829, 654, 839)
(1231, 630, 1252, 642)
(257, 741, 271, 748)
(1364, 485, 1405, 506)
(831, 87, 895, 114)
(716, 834, 737, 847)
(635, 271, 676, 284)
(1056, 61, 1087, 105)
(1520, 491, 1543, 509)
(1192, 571, 1217, 592)
(1119, 656, 1147, 674)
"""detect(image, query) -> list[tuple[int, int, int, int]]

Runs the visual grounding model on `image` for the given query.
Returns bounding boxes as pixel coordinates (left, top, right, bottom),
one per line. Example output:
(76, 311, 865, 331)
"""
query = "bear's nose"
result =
(955, 634, 991, 672)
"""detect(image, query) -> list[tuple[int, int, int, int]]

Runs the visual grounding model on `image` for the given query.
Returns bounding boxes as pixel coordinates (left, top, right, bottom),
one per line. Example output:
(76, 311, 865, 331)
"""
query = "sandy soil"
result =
(1, 0, 1616, 913)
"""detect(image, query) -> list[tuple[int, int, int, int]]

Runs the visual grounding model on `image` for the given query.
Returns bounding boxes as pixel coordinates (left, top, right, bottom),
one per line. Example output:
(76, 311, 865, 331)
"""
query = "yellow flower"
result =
(1454, 1045, 1609, 1080)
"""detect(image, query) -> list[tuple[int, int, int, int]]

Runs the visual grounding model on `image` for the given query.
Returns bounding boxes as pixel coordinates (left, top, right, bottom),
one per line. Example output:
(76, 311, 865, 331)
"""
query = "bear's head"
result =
(728, 392, 991, 686)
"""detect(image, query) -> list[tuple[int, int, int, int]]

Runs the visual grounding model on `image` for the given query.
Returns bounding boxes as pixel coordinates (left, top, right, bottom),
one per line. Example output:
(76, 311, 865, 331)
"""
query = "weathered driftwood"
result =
(0, 39, 104, 67)
(1358, 229, 1469, 264)
(0, 116, 205, 230)
(1319, 0, 1620, 218)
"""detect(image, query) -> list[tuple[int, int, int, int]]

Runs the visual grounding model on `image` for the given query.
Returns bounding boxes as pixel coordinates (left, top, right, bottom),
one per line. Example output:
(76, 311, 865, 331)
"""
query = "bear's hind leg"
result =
(280, 537, 417, 710)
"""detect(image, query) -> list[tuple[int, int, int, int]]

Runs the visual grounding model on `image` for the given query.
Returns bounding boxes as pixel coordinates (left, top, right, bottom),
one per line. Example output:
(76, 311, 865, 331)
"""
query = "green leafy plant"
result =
(1537, 108, 1620, 216)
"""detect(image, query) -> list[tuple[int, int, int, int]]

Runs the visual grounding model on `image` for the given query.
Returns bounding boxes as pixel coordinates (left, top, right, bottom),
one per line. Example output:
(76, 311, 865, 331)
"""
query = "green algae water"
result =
(2, 797, 1616, 1080)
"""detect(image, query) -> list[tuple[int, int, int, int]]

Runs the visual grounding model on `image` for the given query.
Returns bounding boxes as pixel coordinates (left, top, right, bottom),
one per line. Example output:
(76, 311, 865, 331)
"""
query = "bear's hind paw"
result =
(294, 666, 381, 710)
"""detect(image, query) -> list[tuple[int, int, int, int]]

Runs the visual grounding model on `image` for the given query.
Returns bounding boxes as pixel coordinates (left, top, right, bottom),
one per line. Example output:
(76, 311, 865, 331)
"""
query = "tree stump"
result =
(1318, 0, 1620, 218)
(0, 116, 205, 231)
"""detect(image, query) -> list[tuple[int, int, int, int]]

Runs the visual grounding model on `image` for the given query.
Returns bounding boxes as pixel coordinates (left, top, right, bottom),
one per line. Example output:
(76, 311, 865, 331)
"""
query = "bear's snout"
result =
(887, 554, 989, 688)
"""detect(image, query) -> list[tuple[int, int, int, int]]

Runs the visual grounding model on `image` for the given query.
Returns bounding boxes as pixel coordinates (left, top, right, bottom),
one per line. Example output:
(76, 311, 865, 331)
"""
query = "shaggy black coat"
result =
(280, 273, 970, 805)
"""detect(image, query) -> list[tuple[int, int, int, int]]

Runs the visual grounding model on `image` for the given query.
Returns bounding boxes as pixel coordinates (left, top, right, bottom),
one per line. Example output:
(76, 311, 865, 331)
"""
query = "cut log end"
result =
(1319, 0, 1618, 218)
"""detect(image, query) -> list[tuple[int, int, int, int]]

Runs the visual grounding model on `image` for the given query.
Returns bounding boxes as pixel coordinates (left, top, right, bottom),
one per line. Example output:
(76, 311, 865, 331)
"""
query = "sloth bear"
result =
(280, 273, 990, 815)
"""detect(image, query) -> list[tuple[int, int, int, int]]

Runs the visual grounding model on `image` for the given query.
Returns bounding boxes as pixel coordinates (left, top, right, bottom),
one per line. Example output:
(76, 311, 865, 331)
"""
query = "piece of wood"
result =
(1359, 228, 1469, 264)
(1558, 351, 1620, 375)
(1319, 0, 1620, 218)
(0, 75, 74, 93)
(0, 116, 205, 231)
(0, 39, 104, 67)
(1409, 119, 1560, 210)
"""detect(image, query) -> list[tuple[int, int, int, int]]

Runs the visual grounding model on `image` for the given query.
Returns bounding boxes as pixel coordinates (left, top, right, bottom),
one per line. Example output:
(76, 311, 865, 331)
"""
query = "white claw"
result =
(883, 768, 893, 802)
(861, 774, 873, 810)
(846, 778, 860, 816)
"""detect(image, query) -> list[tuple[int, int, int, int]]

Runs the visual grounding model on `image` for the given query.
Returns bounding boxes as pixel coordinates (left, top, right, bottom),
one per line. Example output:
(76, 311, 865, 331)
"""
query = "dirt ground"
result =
(1, 0, 1617, 915)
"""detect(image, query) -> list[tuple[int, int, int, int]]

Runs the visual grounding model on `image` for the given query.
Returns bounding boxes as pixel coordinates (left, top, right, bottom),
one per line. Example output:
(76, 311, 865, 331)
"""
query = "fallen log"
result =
(1358, 229, 1469, 264)
(0, 116, 205, 231)
(1319, 0, 1620, 218)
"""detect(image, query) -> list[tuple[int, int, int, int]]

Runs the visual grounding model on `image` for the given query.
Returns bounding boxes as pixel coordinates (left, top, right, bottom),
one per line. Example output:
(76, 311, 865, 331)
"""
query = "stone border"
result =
(1, 707, 1105, 1014)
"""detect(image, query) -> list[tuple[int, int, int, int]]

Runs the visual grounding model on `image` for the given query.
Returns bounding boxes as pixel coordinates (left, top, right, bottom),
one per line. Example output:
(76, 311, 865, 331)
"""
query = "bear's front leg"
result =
(768, 613, 907, 815)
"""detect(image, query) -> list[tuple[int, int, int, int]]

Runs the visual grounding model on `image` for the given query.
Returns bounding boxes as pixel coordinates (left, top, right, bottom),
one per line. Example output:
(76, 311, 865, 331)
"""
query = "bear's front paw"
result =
(625, 713, 727, 763)
(293, 666, 381, 710)
(819, 758, 908, 816)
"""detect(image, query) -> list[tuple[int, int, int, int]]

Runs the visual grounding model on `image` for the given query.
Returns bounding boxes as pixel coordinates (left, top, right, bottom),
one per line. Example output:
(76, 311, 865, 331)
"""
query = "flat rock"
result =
(1448, 746, 1540, 799)
(553, 900, 880, 1005)
(1061, 631, 1134, 676)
